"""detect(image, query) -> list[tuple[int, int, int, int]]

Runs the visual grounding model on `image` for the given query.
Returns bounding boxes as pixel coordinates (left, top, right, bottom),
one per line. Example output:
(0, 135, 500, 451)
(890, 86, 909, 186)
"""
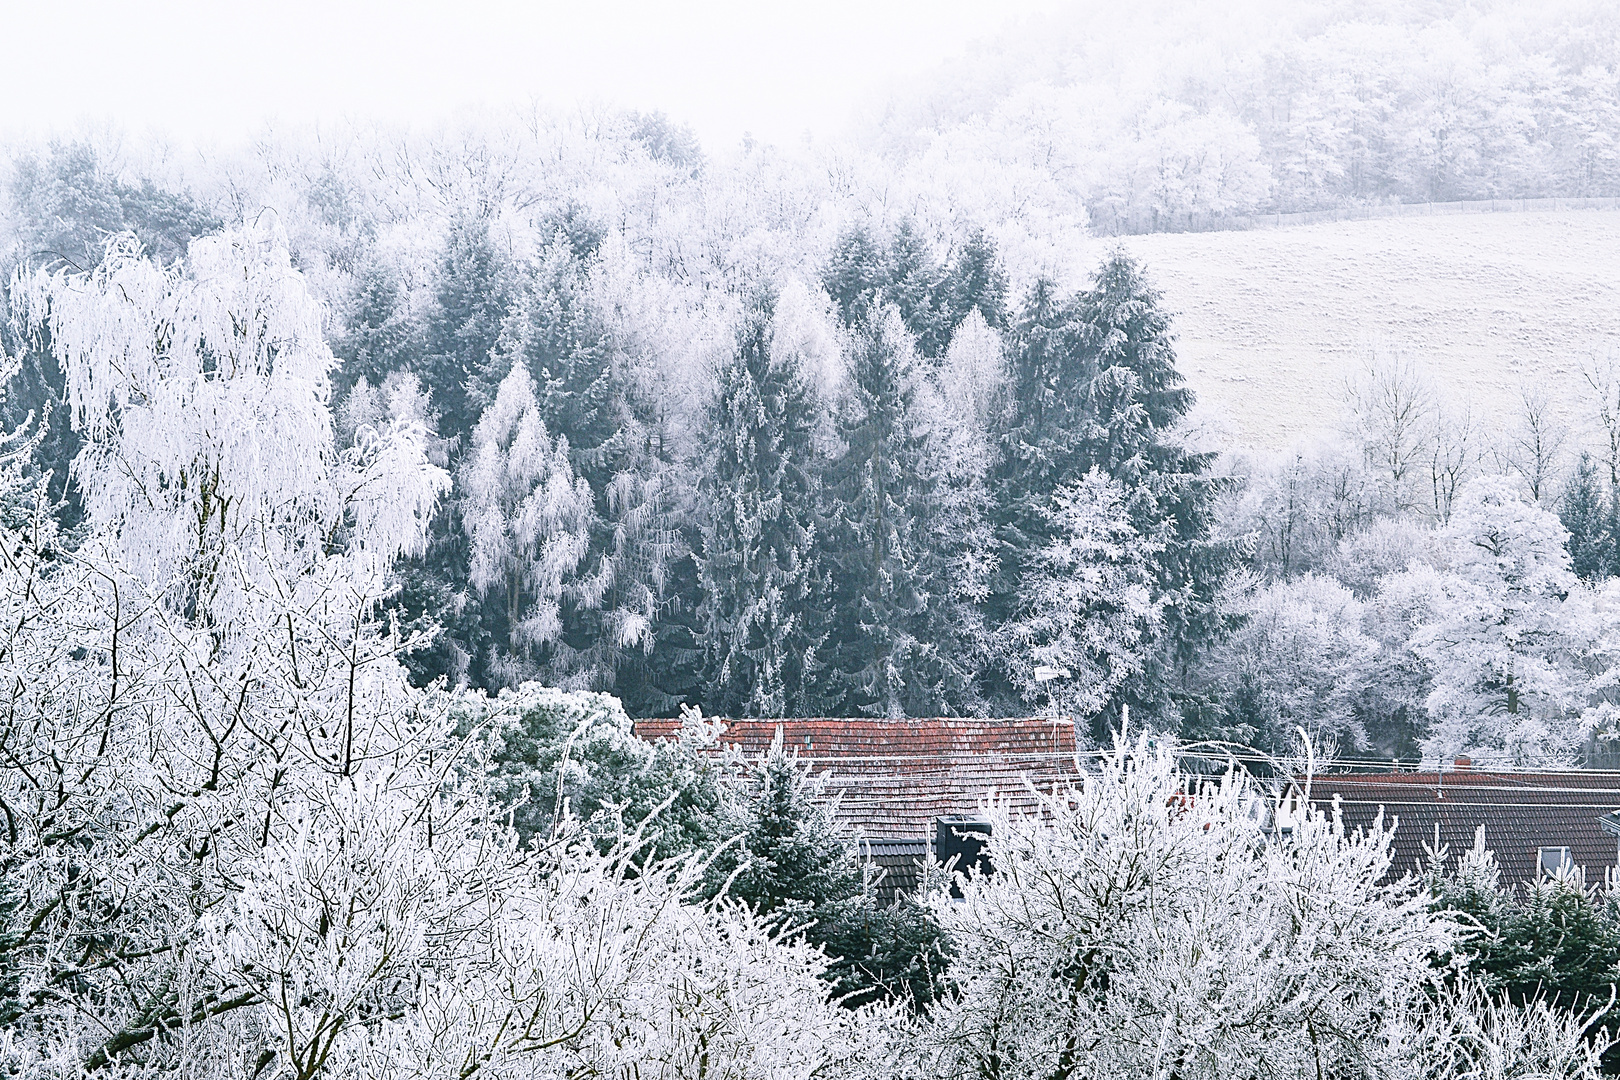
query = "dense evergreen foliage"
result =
(703, 739, 950, 1010)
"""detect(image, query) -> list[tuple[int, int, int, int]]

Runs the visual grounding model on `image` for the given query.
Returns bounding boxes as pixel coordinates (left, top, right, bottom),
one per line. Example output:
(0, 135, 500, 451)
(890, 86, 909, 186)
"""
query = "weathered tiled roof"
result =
(856, 838, 929, 905)
(1303, 770, 1620, 888)
(633, 717, 1083, 842)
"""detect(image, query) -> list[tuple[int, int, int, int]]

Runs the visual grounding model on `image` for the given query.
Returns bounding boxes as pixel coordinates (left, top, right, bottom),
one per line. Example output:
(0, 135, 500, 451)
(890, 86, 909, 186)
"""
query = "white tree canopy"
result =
(1413, 475, 1593, 766)
(14, 223, 447, 625)
(461, 361, 593, 669)
(916, 736, 1607, 1080)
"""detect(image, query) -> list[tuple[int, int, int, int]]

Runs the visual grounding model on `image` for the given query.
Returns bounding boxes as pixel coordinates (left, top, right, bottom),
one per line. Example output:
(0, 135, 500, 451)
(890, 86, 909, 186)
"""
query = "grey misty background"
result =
(2, 0, 1619, 768)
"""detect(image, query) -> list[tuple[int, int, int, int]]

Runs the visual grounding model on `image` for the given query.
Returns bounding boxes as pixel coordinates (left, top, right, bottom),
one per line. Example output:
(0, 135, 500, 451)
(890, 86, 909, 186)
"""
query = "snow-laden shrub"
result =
(912, 736, 1610, 1080)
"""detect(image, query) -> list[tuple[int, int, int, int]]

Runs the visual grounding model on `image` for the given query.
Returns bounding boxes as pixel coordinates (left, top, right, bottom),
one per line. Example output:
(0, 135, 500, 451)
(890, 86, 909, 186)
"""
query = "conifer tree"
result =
(707, 734, 948, 1010)
(331, 259, 423, 395)
(987, 276, 1093, 639)
(460, 363, 594, 685)
(482, 212, 694, 710)
(910, 311, 1005, 714)
(987, 253, 1228, 724)
(886, 220, 951, 358)
(1076, 252, 1230, 720)
(822, 225, 887, 328)
(696, 293, 829, 717)
(420, 214, 516, 444)
(824, 310, 939, 717)
(945, 227, 1010, 330)
(1562, 453, 1615, 581)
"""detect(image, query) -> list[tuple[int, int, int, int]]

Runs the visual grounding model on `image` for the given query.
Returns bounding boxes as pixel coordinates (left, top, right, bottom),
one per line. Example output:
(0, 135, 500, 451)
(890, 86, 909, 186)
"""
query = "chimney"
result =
(1454, 756, 1472, 771)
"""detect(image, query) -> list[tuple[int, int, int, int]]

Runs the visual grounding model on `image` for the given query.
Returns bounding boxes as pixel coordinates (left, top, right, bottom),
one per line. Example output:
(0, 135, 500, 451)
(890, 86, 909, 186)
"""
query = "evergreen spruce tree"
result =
(986, 276, 1093, 640)
(521, 216, 694, 712)
(420, 214, 516, 445)
(824, 311, 941, 717)
(707, 735, 948, 1010)
(696, 293, 829, 718)
(986, 253, 1229, 725)
(1075, 252, 1231, 727)
(1563, 453, 1615, 580)
(822, 225, 888, 328)
(886, 220, 951, 358)
(331, 260, 423, 395)
(944, 227, 1010, 331)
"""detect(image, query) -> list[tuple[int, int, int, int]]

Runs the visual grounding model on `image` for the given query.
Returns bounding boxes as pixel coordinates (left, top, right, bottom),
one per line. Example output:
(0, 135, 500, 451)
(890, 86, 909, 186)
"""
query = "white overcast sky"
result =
(2, 0, 1057, 151)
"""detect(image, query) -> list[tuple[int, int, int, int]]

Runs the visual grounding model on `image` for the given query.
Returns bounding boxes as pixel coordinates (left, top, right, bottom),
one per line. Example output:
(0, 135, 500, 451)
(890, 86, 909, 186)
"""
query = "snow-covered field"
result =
(1117, 209, 1620, 449)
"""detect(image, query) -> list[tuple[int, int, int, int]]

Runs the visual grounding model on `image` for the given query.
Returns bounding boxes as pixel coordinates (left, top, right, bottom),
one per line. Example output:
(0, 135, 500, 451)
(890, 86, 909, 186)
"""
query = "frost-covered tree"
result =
(13, 224, 447, 630)
(1562, 452, 1616, 582)
(1000, 469, 1162, 718)
(909, 309, 1004, 714)
(1345, 351, 1437, 518)
(1413, 475, 1593, 765)
(988, 253, 1224, 721)
(1211, 573, 1379, 755)
(461, 362, 593, 683)
(697, 293, 830, 717)
(420, 213, 517, 441)
(915, 736, 1609, 1080)
(823, 309, 938, 718)
(1219, 440, 1377, 580)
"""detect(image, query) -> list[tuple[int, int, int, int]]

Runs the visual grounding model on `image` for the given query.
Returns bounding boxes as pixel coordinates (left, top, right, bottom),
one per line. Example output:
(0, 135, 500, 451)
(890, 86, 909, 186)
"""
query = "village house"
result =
(1288, 762, 1620, 888)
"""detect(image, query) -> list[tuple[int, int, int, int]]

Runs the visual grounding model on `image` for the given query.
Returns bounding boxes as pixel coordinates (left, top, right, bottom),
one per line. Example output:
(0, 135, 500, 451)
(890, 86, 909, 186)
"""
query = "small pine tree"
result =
(707, 733, 948, 1010)
(1431, 837, 1620, 1068)
(1562, 453, 1615, 581)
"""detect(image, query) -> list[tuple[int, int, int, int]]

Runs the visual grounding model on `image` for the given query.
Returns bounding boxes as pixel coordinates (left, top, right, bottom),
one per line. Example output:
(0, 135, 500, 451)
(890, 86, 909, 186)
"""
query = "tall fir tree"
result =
(420, 214, 517, 445)
(822, 225, 888, 328)
(331, 259, 423, 395)
(823, 311, 940, 717)
(987, 276, 1094, 637)
(945, 227, 1010, 331)
(886, 220, 951, 358)
(1076, 252, 1231, 727)
(986, 253, 1229, 726)
(472, 210, 695, 713)
(696, 293, 829, 718)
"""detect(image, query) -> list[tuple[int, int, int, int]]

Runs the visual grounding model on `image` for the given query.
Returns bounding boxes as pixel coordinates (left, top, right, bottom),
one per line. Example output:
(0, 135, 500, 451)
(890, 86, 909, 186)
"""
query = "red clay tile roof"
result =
(1302, 770, 1620, 888)
(633, 717, 1083, 841)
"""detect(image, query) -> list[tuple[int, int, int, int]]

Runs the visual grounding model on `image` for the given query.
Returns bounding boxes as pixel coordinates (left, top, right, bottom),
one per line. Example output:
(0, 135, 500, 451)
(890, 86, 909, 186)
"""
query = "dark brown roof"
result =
(633, 717, 1083, 841)
(1302, 770, 1620, 888)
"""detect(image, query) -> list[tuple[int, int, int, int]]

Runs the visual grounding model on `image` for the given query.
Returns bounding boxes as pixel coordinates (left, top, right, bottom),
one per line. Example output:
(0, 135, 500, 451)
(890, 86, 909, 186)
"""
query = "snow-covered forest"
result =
(9, 113, 1620, 766)
(4, 0, 1620, 1074)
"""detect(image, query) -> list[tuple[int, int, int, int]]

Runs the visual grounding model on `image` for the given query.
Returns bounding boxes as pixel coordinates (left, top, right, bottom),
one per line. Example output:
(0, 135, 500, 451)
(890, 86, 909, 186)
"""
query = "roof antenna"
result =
(1297, 726, 1315, 804)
